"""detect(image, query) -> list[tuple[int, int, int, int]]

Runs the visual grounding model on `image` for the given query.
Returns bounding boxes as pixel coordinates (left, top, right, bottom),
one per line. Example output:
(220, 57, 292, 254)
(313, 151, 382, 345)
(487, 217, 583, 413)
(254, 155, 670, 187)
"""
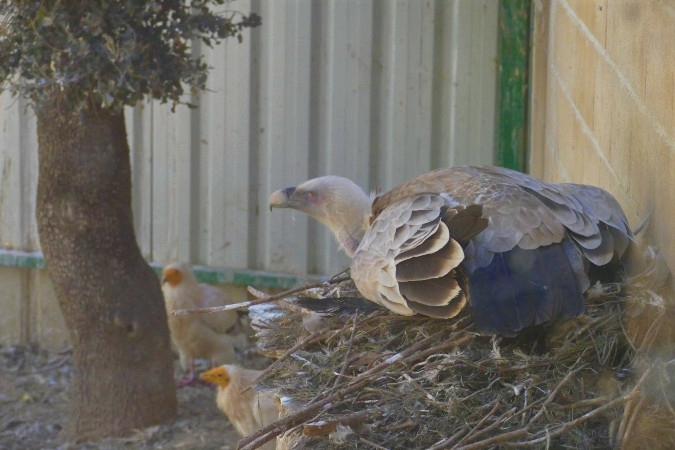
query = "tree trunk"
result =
(35, 92, 177, 441)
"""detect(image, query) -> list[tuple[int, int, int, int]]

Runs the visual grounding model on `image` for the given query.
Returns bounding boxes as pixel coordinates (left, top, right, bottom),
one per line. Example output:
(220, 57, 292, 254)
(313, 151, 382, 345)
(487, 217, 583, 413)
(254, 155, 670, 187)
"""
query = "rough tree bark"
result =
(35, 91, 177, 440)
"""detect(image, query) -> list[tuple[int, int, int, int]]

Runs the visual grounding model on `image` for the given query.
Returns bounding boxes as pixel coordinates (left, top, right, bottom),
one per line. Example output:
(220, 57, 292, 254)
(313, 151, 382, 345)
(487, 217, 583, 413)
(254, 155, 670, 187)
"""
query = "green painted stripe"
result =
(0, 249, 322, 289)
(0, 250, 47, 269)
(496, 0, 532, 172)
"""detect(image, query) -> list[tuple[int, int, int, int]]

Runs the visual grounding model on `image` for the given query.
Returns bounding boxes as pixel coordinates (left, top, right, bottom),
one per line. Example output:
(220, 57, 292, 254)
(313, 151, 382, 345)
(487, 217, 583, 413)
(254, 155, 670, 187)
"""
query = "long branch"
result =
(172, 275, 349, 316)
(303, 409, 379, 436)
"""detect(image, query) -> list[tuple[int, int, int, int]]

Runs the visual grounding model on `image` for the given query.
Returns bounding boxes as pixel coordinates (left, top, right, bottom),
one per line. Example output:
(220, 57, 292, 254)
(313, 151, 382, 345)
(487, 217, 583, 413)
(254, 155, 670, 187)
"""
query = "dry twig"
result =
(172, 275, 349, 316)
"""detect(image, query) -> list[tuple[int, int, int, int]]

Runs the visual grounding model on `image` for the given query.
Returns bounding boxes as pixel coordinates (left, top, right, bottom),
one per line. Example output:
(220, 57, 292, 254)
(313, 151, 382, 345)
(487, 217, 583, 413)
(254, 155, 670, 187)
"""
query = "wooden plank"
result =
(305, 0, 334, 275)
(319, 0, 372, 182)
(354, 1, 375, 187)
(0, 93, 39, 252)
(528, 0, 551, 177)
(34, 270, 70, 349)
(0, 267, 26, 344)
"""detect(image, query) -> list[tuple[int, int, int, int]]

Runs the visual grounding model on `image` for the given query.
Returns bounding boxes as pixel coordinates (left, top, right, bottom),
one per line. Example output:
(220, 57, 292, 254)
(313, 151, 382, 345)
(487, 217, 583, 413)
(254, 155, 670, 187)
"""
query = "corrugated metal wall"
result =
(0, 0, 499, 345)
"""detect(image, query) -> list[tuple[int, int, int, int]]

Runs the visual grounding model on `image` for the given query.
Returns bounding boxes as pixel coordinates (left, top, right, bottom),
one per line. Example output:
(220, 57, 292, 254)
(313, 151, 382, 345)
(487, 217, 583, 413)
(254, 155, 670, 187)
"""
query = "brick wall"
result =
(530, 0, 675, 283)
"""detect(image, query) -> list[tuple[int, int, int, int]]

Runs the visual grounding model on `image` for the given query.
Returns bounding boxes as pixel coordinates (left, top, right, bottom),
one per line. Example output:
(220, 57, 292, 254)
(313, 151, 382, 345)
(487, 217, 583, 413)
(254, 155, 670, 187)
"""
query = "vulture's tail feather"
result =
(619, 242, 647, 277)
(468, 244, 584, 336)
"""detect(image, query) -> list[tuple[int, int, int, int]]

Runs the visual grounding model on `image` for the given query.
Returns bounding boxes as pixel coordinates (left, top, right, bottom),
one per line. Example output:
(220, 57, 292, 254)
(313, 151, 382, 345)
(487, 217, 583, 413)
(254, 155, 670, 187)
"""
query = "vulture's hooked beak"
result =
(160, 276, 167, 285)
(269, 187, 296, 211)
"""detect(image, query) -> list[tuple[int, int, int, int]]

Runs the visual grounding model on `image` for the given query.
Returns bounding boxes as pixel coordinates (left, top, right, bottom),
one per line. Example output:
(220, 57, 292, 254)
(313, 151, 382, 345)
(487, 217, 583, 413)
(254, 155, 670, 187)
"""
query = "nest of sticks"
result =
(240, 249, 675, 449)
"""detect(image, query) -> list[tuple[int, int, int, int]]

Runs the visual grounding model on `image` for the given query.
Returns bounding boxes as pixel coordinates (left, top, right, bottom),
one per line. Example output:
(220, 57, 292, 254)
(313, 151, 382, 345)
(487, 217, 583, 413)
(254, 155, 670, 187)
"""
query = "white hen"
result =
(201, 364, 278, 450)
(161, 262, 242, 386)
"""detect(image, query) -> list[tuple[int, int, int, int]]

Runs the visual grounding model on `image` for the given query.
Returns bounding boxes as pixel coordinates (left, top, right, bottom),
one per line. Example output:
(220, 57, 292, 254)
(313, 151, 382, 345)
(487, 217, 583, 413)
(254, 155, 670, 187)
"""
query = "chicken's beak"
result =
(200, 372, 215, 385)
(268, 187, 296, 211)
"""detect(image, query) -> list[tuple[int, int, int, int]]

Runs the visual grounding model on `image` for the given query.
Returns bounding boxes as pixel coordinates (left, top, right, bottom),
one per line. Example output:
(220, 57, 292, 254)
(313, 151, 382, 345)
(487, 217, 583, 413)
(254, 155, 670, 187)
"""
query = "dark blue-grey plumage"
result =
(468, 241, 585, 336)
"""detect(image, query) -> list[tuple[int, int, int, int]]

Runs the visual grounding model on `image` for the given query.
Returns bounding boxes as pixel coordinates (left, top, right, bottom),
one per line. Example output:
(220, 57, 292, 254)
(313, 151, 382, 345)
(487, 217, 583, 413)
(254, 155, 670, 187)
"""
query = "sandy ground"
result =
(0, 344, 269, 450)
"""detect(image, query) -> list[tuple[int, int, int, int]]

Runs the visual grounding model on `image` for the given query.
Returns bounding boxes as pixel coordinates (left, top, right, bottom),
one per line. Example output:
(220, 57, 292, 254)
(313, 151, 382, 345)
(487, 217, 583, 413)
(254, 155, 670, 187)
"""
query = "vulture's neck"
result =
(334, 226, 365, 257)
(325, 199, 371, 258)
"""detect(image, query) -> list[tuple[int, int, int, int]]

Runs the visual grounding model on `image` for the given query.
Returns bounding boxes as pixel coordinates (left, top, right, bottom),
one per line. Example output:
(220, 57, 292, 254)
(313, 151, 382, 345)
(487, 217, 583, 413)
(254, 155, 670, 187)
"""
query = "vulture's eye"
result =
(307, 191, 318, 200)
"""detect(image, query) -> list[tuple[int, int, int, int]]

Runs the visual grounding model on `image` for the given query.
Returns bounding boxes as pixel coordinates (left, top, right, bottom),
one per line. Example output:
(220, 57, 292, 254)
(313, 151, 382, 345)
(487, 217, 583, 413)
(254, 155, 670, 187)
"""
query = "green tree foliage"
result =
(0, 1, 261, 440)
(0, 0, 261, 110)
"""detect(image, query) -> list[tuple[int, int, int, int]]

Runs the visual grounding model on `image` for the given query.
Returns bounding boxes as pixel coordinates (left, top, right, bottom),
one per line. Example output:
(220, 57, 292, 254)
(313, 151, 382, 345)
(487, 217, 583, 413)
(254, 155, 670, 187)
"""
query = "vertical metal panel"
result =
(434, 0, 499, 168)
(248, 0, 498, 276)
(196, 0, 253, 269)
(0, 0, 500, 345)
(0, 93, 38, 251)
(126, 101, 155, 258)
(309, 0, 375, 274)
(0, 0, 500, 273)
(0, 92, 22, 249)
(129, 0, 499, 277)
(400, 1, 434, 179)
(0, 92, 42, 345)
(251, 0, 312, 274)
(151, 102, 195, 263)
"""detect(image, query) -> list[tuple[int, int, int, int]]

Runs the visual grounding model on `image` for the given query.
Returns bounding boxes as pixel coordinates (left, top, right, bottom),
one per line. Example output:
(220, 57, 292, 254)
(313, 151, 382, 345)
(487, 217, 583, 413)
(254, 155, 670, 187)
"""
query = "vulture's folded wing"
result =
(352, 194, 488, 319)
(427, 166, 633, 271)
(354, 166, 635, 336)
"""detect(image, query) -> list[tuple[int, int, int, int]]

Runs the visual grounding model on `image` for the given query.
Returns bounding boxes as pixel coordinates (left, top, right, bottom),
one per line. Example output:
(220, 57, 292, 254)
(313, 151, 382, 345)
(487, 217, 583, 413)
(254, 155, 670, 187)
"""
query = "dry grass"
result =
(242, 249, 675, 449)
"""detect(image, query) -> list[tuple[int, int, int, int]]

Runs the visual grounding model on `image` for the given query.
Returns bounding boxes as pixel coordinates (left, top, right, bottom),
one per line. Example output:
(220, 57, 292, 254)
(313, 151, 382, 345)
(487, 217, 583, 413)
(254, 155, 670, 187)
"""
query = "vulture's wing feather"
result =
(352, 166, 635, 335)
(398, 270, 461, 305)
(405, 292, 467, 319)
(352, 195, 479, 317)
(394, 166, 634, 271)
(396, 235, 463, 281)
(446, 204, 488, 245)
(370, 169, 472, 220)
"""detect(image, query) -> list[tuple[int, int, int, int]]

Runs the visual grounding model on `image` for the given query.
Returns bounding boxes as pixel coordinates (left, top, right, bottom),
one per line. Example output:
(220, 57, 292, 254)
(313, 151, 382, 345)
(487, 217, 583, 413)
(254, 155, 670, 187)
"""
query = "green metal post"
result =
(496, 0, 532, 172)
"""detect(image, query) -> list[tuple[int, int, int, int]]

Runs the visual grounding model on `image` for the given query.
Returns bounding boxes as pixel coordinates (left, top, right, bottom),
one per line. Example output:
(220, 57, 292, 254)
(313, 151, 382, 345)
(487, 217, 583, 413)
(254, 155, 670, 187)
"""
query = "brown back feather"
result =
(370, 168, 473, 223)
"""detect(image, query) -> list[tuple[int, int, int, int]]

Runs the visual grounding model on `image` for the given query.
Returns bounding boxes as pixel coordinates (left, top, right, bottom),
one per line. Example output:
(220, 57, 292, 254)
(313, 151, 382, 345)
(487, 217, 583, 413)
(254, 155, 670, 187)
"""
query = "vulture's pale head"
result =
(269, 176, 372, 257)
